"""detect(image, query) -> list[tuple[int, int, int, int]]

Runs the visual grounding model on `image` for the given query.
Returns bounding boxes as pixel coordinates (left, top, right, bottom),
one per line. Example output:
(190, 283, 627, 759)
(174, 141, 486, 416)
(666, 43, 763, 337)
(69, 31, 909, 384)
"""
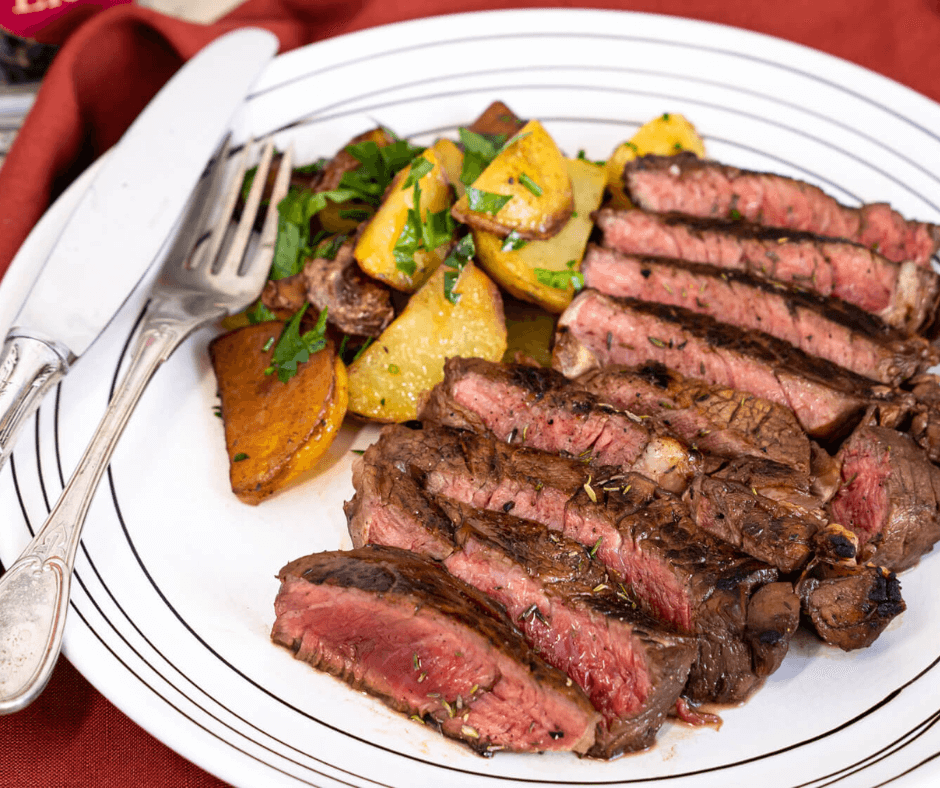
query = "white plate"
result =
(2, 9, 940, 787)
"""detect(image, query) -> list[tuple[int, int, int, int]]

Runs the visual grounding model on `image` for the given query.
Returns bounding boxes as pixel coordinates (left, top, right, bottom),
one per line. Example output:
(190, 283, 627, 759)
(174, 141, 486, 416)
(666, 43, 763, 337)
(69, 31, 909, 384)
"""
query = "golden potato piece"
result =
(474, 158, 606, 313)
(431, 137, 465, 199)
(354, 147, 453, 292)
(451, 119, 573, 240)
(209, 323, 347, 505)
(347, 261, 506, 422)
(606, 113, 706, 207)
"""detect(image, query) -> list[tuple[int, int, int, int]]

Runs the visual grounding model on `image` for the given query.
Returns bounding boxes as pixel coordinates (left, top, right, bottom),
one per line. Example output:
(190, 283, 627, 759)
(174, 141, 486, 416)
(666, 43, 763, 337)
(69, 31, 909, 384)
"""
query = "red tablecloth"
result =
(1, 0, 939, 785)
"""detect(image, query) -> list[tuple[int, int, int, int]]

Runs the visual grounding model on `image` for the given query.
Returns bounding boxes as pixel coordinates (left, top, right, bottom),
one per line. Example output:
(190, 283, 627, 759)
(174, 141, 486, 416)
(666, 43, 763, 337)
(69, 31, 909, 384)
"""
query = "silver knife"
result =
(0, 27, 277, 470)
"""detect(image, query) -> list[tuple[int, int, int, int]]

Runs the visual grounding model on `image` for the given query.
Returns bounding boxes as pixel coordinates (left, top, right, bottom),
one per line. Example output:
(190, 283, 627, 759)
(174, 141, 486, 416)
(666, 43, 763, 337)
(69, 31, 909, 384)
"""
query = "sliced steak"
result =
(828, 425, 940, 571)
(272, 545, 599, 755)
(365, 422, 795, 703)
(261, 243, 394, 337)
(797, 562, 905, 650)
(580, 245, 937, 385)
(593, 208, 940, 335)
(345, 458, 696, 758)
(554, 290, 880, 439)
(684, 474, 824, 573)
(419, 357, 701, 493)
(622, 153, 940, 267)
(575, 362, 812, 473)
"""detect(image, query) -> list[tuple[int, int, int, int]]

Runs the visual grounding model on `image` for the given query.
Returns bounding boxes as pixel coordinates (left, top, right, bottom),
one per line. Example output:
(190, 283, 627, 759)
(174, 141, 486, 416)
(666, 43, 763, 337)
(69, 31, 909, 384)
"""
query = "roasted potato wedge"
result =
(473, 157, 605, 313)
(354, 147, 453, 292)
(346, 261, 506, 422)
(431, 137, 465, 199)
(606, 113, 706, 207)
(451, 119, 573, 240)
(209, 324, 347, 505)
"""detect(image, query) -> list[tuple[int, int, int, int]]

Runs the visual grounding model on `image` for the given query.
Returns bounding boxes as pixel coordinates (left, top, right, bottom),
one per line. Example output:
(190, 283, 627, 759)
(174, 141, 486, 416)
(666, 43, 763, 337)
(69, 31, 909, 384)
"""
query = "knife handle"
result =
(0, 333, 73, 470)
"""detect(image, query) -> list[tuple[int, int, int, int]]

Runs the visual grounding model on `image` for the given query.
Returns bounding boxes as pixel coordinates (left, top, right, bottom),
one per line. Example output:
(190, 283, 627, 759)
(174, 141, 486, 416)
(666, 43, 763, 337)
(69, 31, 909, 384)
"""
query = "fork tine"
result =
(249, 144, 293, 278)
(200, 138, 254, 271)
(218, 139, 276, 276)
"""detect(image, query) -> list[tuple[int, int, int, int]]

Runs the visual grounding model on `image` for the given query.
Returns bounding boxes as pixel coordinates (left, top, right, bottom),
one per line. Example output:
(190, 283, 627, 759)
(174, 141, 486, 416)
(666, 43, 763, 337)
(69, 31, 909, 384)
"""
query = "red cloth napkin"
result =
(1, 0, 939, 786)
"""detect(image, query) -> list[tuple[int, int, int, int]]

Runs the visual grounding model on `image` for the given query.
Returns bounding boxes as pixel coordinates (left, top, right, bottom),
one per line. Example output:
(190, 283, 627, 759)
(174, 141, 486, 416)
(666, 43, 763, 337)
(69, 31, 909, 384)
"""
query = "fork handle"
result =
(0, 333, 73, 472)
(0, 312, 203, 714)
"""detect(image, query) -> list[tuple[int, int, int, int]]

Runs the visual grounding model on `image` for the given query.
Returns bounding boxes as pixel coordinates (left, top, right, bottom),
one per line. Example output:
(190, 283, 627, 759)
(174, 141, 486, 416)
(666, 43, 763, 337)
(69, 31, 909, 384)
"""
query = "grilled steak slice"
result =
(346, 459, 696, 758)
(575, 363, 812, 473)
(593, 208, 940, 335)
(828, 425, 940, 571)
(272, 545, 599, 755)
(261, 242, 394, 337)
(622, 153, 940, 267)
(684, 474, 824, 573)
(580, 245, 937, 385)
(367, 422, 794, 703)
(419, 357, 701, 492)
(554, 290, 879, 439)
(797, 562, 905, 650)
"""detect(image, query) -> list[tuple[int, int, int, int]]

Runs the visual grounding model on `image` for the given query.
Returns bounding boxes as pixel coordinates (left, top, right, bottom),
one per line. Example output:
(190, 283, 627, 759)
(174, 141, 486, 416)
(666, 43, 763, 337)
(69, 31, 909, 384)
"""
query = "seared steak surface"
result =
(363, 422, 796, 703)
(346, 457, 697, 758)
(829, 425, 940, 571)
(580, 244, 937, 385)
(593, 208, 940, 335)
(623, 153, 940, 266)
(272, 545, 599, 755)
(420, 357, 701, 492)
(575, 363, 813, 473)
(554, 290, 877, 439)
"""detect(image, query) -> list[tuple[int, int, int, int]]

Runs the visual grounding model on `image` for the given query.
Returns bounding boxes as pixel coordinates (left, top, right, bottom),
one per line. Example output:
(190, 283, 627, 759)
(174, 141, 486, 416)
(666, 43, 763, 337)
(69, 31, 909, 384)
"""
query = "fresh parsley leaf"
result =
(518, 172, 542, 197)
(501, 230, 527, 252)
(466, 187, 512, 215)
(270, 215, 304, 280)
(401, 157, 434, 190)
(577, 149, 606, 167)
(392, 180, 455, 277)
(442, 234, 475, 305)
(246, 300, 278, 325)
(294, 157, 329, 176)
(457, 128, 505, 186)
(265, 305, 329, 383)
(534, 260, 584, 291)
(312, 234, 346, 261)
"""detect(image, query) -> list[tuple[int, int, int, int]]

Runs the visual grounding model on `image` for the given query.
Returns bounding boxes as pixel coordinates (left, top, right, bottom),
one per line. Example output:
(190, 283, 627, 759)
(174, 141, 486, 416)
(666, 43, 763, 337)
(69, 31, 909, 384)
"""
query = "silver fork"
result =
(0, 136, 291, 714)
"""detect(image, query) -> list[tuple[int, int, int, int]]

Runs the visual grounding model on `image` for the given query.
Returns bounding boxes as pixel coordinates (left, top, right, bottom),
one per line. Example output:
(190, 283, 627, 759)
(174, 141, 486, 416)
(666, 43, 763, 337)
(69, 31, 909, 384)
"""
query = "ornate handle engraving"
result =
(0, 314, 199, 713)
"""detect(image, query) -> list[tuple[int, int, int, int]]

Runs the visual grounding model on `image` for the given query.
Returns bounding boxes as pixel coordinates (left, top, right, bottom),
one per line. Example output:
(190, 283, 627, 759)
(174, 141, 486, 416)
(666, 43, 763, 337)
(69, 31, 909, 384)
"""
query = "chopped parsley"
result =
(442, 234, 475, 305)
(466, 187, 513, 215)
(518, 172, 542, 197)
(245, 300, 277, 325)
(534, 260, 584, 291)
(264, 305, 328, 383)
(457, 128, 505, 185)
(501, 230, 527, 252)
(393, 161, 455, 277)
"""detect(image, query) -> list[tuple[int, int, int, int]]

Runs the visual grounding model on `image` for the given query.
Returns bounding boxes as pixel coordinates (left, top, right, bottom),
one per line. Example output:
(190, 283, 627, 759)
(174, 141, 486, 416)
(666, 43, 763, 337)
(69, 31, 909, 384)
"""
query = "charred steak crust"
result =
(272, 545, 599, 755)
(622, 153, 940, 267)
(593, 208, 940, 335)
(361, 422, 792, 704)
(829, 425, 940, 571)
(346, 458, 697, 758)
(575, 362, 813, 473)
(419, 356, 701, 493)
(797, 562, 905, 651)
(579, 244, 938, 385)
(554, 289, 879, 438)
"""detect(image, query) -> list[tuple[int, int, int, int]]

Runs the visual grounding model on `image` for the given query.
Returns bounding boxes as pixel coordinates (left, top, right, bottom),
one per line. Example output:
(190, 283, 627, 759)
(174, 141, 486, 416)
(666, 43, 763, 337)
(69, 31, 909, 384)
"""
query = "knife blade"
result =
(0, 26, 277, 470)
